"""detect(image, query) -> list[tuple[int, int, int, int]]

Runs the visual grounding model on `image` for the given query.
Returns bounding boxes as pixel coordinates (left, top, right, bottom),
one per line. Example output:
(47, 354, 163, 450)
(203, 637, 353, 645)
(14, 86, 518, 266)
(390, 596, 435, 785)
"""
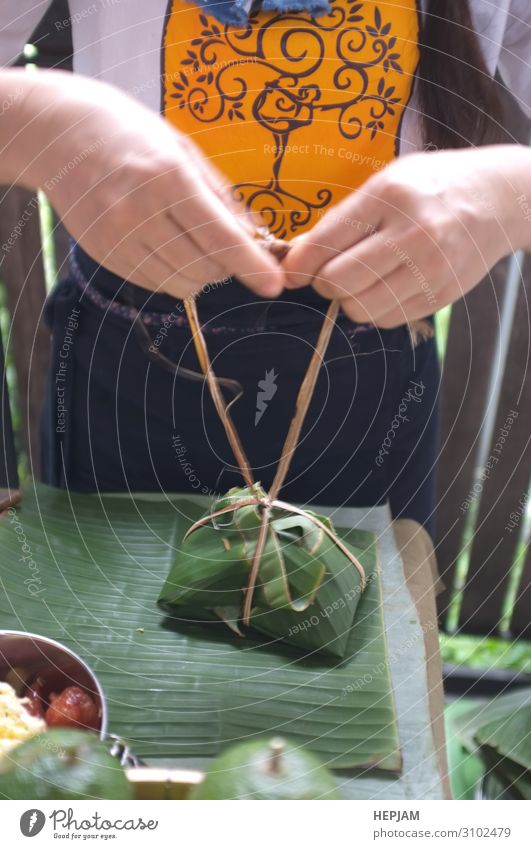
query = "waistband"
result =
(69, 243, 373, 336)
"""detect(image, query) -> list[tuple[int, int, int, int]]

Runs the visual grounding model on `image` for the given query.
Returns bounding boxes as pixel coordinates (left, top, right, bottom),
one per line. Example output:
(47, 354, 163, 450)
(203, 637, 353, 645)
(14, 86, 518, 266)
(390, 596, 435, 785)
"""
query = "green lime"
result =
(0, 728, 132, 800)
(191, 737, 341, 800)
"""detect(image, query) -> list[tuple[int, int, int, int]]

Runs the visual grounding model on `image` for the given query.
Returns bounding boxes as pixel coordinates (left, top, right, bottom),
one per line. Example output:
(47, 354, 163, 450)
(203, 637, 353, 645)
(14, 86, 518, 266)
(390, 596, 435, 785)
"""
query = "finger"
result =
(369, 284, 452, 329)
(362, 262, 439, 321)
(105, 243, 194, 297)
(167, 167, 284, 297)
(338, 264, 432, 324)
(370, 296, 436, 329)
(148, 222, 228, 284)
(337, 281, 403, 325)
(178, 136, 257, 234)
(339, 270, 443, 327)
(282, 189, 382, 288)
(309, 230, 407, 300)
(133, 243, 213, 298)
(178, 136, 227, 195)
(107, 256, 165, 292)
(104, 185, 229, 287)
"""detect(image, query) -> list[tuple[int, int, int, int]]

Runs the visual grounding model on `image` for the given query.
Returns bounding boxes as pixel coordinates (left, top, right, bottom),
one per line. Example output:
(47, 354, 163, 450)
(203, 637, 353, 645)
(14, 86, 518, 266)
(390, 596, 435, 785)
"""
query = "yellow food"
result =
(0, 683, 46, 756)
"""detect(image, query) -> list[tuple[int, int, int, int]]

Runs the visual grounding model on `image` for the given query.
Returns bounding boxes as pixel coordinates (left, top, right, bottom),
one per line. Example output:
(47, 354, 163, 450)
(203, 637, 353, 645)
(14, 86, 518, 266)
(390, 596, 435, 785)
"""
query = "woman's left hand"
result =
(283, 146, 531, 327)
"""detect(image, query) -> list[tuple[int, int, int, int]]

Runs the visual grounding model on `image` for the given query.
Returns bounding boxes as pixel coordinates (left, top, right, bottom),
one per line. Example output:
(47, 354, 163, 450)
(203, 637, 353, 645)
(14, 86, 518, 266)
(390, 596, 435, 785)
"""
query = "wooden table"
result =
(0, 487, 449, 799)
(181, 495, 450, 799)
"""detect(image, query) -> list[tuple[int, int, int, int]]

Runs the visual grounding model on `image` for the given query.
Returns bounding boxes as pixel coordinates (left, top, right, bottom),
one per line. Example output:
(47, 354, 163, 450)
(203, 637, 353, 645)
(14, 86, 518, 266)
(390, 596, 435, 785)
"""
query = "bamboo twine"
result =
(183, 238, 365, 621)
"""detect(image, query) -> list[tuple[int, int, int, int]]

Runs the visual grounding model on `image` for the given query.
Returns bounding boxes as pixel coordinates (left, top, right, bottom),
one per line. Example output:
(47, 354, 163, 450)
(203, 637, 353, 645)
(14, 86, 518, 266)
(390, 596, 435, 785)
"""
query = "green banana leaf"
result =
(492, 753, 531, 799)
(454, 689, 531, 756)
(444, 700, 484, 800)
(158, 485, 365, 658)
(475, 705, 531, 772)
(478, 748, 531, 800)
(0, 483, 400, 772)
(480, 769, 521, 801)
(475, 705, 531, 799)
(453, 688, 531, 800)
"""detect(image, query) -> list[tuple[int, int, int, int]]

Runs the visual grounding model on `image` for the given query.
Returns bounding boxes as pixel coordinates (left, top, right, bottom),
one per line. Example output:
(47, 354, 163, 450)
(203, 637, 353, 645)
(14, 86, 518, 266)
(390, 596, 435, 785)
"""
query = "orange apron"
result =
(162, 0, 419, 238)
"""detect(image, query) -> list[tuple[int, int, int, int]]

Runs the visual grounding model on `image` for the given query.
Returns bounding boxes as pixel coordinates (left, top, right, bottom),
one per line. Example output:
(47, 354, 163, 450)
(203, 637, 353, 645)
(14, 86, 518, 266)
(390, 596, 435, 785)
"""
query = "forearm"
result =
(0, 69, 45, 188)
(0, 68, 143, 192)
(491, 143, 531, 252)
(0, 68, 129, 193)
(1, 67, 284, 297)
(0, 68, 224, 201)
(0, 68, 83, 191)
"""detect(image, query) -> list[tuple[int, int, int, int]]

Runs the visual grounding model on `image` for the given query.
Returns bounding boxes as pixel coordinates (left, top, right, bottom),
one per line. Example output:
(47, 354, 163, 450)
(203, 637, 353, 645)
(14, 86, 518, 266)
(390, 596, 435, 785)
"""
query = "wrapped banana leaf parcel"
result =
(156, 239, 368, 658)
(158, 483, 367, 658)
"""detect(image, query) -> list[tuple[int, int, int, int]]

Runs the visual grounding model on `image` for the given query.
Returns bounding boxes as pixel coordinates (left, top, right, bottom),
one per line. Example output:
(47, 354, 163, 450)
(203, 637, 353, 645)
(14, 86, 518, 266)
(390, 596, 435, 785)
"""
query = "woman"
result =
(0, 0, 530, 538)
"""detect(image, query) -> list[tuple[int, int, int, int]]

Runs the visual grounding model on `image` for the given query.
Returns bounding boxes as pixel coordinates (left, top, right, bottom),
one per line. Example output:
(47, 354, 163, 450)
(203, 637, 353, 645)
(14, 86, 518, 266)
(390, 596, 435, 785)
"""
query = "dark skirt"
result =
(41, 244, 441, 536)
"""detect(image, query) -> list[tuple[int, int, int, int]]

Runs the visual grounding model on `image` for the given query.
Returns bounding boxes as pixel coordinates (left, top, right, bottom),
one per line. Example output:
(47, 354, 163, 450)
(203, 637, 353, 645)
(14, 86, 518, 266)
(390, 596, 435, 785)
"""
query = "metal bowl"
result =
(0, 630, 107, 738)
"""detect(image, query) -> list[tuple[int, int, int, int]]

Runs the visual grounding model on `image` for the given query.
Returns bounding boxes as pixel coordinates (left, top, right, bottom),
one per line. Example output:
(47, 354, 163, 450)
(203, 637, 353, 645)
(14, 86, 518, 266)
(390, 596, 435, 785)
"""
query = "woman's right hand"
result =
(3, 70, 283, 299)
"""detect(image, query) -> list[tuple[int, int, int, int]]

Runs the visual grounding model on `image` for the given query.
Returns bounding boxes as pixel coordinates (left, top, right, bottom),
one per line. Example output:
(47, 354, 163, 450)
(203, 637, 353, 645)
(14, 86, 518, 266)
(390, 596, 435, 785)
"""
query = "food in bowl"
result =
(0, 682, 46, 755)
(0, 673, 100, 757)
(0, 631, 106, 738)
(25, 677, 100, 731)
(0, 631, 107, 759)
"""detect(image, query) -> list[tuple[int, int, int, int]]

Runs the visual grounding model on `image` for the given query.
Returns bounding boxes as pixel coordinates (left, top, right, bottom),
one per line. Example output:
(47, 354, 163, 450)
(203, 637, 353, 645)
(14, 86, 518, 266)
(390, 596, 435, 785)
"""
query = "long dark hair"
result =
(418, 0, 504, 148)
